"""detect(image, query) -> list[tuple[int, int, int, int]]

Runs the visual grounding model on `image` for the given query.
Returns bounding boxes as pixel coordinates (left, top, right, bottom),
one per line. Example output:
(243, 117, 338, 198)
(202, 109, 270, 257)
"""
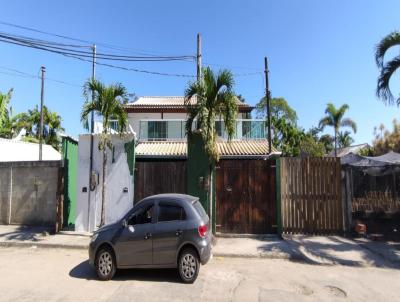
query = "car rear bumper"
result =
(199, 240, 212, 265)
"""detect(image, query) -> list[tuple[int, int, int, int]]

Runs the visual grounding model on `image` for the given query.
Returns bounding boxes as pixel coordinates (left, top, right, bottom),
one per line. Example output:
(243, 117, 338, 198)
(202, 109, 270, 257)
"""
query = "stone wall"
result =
(0, 161, 61, 226)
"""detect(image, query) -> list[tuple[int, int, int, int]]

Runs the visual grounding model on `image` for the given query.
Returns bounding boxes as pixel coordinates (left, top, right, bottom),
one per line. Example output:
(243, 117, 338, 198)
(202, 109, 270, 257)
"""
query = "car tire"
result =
(95, 246, 117, 281)
(178, 247, 200, 283)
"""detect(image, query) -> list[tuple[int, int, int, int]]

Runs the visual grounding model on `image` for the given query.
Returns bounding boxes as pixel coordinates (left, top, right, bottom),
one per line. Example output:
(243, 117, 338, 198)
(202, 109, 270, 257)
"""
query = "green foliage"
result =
(358, 146, 375, 157)
(81, 79, 128, 149)
(300, 135, 326, 157)
(0, 88, 13, 130)
(376, 31, 400, 105)
(256, 97, 297, 124)
(184, 67, 238, 162)
(338, 131, 354, 148)
(319, 103, 356, 155)
(0, 88, 64, 150)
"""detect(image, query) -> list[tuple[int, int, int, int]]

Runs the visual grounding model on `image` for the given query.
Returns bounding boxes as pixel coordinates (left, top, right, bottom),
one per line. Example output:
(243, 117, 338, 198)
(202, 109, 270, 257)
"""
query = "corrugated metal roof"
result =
(0, 138, 61, 162)
(135, 140, 276, 159)
(124, 96, 252, 110)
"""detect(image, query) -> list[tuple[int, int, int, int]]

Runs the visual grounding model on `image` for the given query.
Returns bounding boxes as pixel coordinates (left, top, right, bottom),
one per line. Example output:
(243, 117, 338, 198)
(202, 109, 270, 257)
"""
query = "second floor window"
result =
(148, 121, 167, 140)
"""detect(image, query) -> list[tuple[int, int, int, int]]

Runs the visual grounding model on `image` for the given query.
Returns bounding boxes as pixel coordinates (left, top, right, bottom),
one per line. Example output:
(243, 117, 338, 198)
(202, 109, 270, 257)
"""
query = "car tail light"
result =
(198, 224, 207, 238)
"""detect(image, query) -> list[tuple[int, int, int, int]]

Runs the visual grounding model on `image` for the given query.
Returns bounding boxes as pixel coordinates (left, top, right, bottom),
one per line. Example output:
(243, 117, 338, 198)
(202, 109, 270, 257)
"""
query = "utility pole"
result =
(87, 44, 96, 231)
(197, 33, 202, 82)
(264, 57, 272, 154)
(39, 66, 45, 161)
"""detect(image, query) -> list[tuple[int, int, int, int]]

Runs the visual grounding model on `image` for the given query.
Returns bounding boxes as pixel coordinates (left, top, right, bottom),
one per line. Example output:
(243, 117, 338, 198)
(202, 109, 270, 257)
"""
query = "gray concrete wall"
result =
(0, 161, 61, 226)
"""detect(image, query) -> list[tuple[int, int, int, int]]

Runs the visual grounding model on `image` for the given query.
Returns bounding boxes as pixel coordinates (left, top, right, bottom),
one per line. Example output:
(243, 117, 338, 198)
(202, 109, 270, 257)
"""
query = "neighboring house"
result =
(124, 95, 271, 146)
(0, 138, 61, 161)
(329, 143, 371, 157)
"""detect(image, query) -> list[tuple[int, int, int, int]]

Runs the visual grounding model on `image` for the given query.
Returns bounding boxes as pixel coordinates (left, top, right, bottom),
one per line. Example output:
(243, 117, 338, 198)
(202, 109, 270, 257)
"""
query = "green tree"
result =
(0, 89, 13, 135)
(81, 79, 128, 227)
(271, 116, 304, 156)
(375, 31, 400, 105)
(256, 97, 297, 124)
(319, 103, 357, 156)
(184, 67, 238, 226)
(337, 131, 354, 148)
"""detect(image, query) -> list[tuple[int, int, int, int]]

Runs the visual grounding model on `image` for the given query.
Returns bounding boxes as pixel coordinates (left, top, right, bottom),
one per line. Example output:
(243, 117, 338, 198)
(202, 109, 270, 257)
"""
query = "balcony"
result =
(138, 119, 267, 141)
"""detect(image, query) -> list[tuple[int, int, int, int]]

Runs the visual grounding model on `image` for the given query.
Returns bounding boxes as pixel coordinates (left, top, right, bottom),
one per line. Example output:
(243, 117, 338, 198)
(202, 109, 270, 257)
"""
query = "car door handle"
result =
(144, 233, 152, 240)
(175, 230, 183, 236)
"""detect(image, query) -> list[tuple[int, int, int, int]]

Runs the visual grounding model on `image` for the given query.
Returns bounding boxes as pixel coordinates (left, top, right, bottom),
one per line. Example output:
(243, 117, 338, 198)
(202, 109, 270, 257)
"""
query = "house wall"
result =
(0, 161, 61, 226)
(75, 134, 135, 232)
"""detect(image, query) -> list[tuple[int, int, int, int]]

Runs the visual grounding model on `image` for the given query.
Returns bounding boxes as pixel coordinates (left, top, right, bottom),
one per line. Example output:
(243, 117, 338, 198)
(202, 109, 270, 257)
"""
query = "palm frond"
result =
(375, 31, 400, 68)
(318, 116, 332, 130)
(376, 56, 400, 105)
(340, 118, 357, 133)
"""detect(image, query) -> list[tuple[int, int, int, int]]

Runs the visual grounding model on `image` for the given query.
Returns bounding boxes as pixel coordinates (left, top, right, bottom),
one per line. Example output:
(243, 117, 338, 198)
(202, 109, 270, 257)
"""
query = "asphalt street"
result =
(0, 247, 399, 301)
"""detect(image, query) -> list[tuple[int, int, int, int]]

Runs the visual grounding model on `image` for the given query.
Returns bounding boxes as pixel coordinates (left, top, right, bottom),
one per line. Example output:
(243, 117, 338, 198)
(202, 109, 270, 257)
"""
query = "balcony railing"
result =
(139, 119, 267, 141)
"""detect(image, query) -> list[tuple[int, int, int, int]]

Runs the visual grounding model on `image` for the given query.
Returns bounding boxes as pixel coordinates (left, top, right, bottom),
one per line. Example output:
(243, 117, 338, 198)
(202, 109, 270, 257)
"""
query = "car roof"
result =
(138, 193, 198, 205)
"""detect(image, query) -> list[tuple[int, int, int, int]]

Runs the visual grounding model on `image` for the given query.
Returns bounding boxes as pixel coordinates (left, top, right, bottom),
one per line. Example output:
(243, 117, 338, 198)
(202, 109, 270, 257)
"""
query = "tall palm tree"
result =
(81, 79, 128, 227)
(0, 89, 13, 131)
(319, 103, 357, 156)
(376, 31, 400, 105)
(337, 131, 354, 148)
(184, 67, 238, 228)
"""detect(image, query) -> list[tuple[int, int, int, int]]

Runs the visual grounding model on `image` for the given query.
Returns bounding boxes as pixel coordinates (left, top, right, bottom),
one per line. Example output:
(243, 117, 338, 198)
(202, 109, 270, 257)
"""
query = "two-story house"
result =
(124, 96, 274, 158)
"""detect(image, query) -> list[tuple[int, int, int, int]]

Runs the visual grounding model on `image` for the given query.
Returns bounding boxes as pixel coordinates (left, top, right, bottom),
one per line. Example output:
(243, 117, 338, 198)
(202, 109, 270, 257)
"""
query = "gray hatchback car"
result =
(89, 194, 212, 283)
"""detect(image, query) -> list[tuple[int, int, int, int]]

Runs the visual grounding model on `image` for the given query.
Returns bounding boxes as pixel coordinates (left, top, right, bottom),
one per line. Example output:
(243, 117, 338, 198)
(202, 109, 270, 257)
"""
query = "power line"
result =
(0, 65, 81, 87)
(0, 20, 192, 57)
(0, 32, 195, 61)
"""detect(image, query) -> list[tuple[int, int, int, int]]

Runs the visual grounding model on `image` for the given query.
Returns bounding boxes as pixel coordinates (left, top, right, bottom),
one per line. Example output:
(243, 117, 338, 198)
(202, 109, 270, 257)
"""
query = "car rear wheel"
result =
(96, 246, 116, 281)
(178, 248, 199, 283)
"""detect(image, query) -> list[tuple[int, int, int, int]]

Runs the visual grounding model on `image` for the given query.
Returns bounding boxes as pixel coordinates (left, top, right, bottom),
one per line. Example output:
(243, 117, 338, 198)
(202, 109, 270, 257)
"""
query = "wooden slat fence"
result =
(280, 157, 343, 234)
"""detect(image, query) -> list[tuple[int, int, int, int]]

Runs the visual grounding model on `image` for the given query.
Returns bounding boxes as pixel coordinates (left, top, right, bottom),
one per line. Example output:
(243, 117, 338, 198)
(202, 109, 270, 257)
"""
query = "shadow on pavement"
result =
(69, 260, 181, 283)
(0, 225, 53, 241)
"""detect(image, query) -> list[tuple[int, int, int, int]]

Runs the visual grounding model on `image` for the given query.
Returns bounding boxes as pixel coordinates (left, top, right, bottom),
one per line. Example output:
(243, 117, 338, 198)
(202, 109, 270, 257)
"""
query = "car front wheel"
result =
(178, 248, 200, 283)
(96, 247, 116, 281)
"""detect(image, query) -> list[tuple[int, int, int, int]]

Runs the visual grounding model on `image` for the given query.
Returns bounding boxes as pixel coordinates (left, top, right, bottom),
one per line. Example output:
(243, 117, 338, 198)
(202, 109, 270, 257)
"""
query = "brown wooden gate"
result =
(279, 157, 343, 234)
(134, 160, 187, 202)
(216, 159, 276, 234)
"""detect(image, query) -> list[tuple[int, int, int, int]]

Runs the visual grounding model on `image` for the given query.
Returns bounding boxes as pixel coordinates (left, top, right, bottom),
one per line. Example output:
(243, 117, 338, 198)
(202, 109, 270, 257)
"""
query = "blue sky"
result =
(1, 0, 400, 144)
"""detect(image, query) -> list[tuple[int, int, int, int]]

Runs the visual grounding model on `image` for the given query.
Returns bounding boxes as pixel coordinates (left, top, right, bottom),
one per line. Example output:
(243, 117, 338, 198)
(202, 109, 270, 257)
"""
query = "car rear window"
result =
(158, 204, 186, 222)
(193, 200, 207, 218)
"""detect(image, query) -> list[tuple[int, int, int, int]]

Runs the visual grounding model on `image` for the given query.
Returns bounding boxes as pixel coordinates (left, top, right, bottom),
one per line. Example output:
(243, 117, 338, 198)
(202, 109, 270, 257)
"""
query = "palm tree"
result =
(337, 131, 354, 148)
(0, 89, 13, 132)
(376, 31, 400, 105)
(319, 103, 357, 156)
(184, 67, 238, 227)
(81, 79, 128, 227)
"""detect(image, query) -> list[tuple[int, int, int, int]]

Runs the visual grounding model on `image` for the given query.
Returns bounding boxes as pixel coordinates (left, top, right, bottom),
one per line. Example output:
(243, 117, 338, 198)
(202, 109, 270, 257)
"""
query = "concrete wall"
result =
(0, 161, 61, 226)
(75, 134, 135, 232)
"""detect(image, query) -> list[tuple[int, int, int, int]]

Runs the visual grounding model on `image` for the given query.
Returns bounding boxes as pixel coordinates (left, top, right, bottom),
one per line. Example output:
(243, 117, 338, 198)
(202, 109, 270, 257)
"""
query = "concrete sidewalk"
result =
(0, 225, 399, 268)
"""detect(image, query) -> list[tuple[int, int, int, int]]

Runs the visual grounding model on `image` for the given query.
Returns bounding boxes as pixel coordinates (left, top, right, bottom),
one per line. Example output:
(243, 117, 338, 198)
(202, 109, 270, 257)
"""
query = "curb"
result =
(0, 241, 304, 261)
(0, 241, 88, 250)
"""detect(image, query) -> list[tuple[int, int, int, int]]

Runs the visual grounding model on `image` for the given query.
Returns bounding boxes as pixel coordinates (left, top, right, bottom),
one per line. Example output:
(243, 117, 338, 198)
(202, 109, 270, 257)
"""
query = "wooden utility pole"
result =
(197, 33, 202, 82)
(264, 57, 272, 154)
(87, 44, 96, 231)
(39, 66, 45, 161)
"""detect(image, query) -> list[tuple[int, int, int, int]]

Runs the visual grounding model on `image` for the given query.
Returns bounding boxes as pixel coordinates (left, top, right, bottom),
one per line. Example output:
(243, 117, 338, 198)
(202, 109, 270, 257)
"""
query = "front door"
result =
(152, 202, 186, 265)
(115, 203, 154, 267)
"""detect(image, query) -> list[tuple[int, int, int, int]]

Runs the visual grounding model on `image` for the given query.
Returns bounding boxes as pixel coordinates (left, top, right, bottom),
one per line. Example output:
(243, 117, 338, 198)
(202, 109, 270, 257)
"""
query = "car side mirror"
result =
(122, 219, 128, 228)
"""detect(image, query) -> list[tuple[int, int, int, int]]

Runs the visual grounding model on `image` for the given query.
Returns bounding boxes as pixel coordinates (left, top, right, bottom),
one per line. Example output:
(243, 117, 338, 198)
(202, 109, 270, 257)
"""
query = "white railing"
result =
(138, 119, 267, 141)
